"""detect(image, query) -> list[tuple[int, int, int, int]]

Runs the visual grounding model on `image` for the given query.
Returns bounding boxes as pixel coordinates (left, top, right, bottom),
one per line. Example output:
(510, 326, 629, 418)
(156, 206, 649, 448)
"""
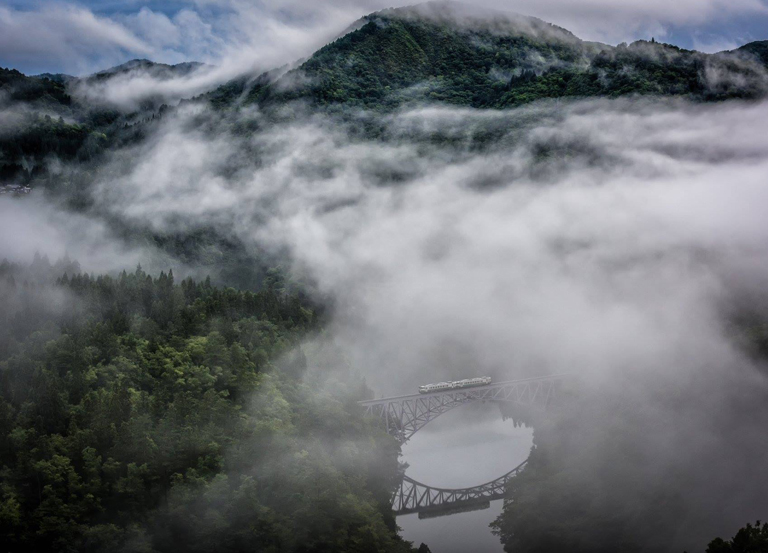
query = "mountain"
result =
(733, 40, 768, 66)
(0, 67, 73, 111)
(0, 59, 211, 184)
(33, 72, 76, 85)
(86, 59, 209, 83)
(3, 2, 768, 185)
(212, 1, 768, 110)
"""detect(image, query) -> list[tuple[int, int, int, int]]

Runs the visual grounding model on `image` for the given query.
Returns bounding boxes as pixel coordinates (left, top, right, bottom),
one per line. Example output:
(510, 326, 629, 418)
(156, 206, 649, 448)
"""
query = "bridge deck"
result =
(359, 374, 570, 406)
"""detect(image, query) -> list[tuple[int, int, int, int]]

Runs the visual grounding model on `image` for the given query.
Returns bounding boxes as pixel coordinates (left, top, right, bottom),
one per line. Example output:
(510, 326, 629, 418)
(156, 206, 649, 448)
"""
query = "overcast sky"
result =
(2, 0, 768, 75)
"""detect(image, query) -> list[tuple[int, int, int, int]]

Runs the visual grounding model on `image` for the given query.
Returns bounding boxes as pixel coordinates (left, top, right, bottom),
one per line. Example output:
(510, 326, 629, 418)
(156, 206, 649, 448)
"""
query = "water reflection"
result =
(398, 403, 533, 553)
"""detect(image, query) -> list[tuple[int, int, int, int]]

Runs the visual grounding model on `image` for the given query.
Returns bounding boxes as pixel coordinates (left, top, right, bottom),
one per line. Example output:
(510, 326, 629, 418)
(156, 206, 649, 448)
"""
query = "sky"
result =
(1, 0, 768, 75)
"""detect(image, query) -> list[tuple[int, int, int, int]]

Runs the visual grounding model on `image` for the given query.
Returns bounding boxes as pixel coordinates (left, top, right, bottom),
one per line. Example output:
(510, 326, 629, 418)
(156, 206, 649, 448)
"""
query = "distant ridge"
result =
(369, 1, 580, 43)
(206, 1, 768, 110)
(733, 40, 768, 66)
(87, 59, 209, 82)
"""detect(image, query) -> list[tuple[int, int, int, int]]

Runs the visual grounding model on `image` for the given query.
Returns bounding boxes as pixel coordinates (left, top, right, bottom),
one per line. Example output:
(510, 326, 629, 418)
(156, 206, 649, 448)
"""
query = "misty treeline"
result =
(0, 65, 168, 187)
(3, 95, 768, 553)
(5, 3, 768, 189)
(250, 7, 768, 111)
(0, 258, 419, 553)
(704, 521, 768, 553)
(492, 325, 768, 552)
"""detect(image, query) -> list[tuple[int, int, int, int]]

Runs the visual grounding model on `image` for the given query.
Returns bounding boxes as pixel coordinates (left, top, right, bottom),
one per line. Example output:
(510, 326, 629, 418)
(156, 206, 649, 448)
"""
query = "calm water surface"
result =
(397, 403, 533, 553)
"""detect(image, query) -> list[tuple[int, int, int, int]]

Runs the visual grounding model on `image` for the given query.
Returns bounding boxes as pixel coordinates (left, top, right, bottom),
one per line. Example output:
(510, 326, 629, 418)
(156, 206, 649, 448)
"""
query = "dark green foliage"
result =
(0, 67, 72, 108)
(736, 41, 768, 66)
(0, 115, 96, 175)
(258, 13, 588, 110)
(0, 69, 91, 183)
(6, 8, 768, 187)
(0, 261, 413, 553)
(213, 7, 768, 112)
(0, 64, 181, 185)
(705, 522, 768, 553)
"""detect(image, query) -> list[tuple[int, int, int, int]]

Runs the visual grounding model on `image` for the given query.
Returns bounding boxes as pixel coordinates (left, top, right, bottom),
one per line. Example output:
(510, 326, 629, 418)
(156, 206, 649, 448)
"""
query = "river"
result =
(397, 402, 533, 553)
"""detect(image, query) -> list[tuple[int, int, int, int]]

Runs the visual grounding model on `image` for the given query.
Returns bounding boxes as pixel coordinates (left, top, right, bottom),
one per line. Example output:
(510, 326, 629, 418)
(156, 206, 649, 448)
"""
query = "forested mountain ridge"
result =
(0, 59, 204, 185)
(86, 59, 207, 83)
(4, 2, 768, 186)
(0, 68, 73, 111)
(2, 4, 768, 553)
(736, 40, 768, 66)
(218, 2, 768, 110)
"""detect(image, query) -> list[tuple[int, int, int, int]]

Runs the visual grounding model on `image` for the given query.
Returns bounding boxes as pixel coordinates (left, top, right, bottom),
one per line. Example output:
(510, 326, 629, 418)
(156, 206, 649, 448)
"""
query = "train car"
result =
(418, 376, 492, 394)
(418, 381, 455, 394)
(453, 376, 492, 389)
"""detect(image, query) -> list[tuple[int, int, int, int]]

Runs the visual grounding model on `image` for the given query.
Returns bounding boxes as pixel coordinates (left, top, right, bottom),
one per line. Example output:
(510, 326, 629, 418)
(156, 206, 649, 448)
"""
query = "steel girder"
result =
(359, 374, 567, 442)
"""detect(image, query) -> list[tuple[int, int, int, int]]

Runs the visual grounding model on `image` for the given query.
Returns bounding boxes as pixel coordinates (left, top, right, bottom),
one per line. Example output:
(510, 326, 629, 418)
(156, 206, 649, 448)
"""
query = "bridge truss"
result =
(359, 374, 566, 442)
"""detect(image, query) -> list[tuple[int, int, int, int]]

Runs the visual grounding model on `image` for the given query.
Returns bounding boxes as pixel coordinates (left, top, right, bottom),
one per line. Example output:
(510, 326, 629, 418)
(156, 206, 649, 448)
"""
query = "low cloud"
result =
(78, 97, 768, 395)
(4, 1, 768, 78)
(0, 194, 175, 275)
(5, 70, 768, 549)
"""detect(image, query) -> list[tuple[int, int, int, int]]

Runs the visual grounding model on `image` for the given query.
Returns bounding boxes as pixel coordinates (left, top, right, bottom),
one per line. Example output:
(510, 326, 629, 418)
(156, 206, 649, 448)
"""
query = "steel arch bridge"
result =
(360, 374, 567, 517)
(359, 374, 566, 443)
(393, 460, 528, 517)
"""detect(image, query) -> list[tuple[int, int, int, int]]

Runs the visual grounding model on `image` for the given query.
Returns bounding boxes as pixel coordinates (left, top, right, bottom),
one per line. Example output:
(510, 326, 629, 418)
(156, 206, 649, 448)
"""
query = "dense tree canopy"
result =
(0, 260, 415, 553)
(231, 8, 768, 111)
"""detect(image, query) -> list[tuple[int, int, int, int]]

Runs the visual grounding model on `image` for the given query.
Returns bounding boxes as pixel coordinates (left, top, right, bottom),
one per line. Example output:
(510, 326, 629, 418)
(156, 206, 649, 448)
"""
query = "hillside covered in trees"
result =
(5, 2, 768, 188)
(221, 3, 768, 110)
(0, 259, 416, 553)
(0, 61, 199, 186)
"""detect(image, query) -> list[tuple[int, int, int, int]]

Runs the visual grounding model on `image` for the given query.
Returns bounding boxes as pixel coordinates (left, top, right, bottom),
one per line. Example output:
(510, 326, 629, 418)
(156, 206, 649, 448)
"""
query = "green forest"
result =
(241, 12, 768, 110)
(2, 4, 768, 552)
(0, 257, 763, 552)
(0, 259, 417, 553)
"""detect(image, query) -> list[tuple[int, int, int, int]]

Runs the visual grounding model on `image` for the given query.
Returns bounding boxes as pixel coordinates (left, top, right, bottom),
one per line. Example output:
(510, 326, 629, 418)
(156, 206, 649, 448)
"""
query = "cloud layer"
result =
(38, 94, 761, 549)
(3, 69, 768, 548)
(3, 0, 768, 76)
(71, 97, 768, 394)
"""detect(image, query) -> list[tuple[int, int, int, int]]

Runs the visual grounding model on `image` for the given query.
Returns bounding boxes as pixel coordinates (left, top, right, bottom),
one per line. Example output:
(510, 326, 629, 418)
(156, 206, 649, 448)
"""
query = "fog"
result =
(3, 84, 768, 549)
(8, 0, 765, 112)
(4, 0, 768, 76)
(4, 1, 768, 550)
(66, 97, 768, 392)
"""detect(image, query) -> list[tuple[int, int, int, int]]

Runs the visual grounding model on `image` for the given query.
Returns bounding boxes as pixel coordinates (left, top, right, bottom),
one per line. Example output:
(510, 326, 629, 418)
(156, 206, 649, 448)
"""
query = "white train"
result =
(418, 376, 492, 394)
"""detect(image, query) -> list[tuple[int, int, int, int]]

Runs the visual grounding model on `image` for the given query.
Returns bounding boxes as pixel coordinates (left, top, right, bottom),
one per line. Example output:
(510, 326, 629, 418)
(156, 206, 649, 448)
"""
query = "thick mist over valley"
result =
(1, 2, 768, 553)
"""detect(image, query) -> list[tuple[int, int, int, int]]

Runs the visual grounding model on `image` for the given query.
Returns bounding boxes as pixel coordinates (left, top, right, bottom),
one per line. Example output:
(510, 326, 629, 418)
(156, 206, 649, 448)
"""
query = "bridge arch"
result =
(359, 374, 566, 442)
(361, 375, 567, 517)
